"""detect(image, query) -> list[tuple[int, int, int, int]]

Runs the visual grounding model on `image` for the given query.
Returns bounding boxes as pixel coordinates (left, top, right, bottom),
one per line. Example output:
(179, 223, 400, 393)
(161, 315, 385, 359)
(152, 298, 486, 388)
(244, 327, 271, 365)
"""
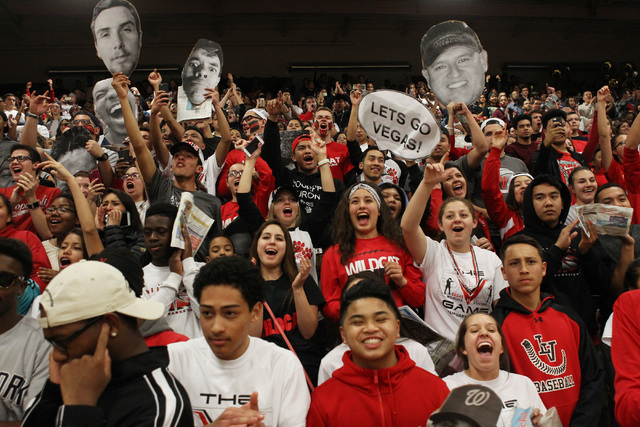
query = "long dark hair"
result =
(102, 189, 143, 231)
(250, 219, 298, 284)
(332, 183, 406, 264)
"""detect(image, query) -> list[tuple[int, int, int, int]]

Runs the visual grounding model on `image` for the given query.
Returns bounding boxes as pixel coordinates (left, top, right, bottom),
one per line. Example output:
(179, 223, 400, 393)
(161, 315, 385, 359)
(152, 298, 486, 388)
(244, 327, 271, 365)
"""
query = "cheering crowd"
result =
(3, 5, 640, 427)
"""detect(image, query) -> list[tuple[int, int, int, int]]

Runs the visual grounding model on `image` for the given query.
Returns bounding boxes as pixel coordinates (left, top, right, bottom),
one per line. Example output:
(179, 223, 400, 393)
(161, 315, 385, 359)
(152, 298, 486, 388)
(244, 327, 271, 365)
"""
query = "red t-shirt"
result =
(221, 201, 239, 229)
(0, 185, 61, 236)
(325, 141, 353, 182)
(556, 152, 582, 186)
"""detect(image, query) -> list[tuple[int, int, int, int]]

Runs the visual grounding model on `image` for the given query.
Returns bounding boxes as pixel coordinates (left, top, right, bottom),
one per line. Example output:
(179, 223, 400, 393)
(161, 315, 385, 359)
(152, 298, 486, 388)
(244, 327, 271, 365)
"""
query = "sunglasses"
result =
(0, 271, 24, 289)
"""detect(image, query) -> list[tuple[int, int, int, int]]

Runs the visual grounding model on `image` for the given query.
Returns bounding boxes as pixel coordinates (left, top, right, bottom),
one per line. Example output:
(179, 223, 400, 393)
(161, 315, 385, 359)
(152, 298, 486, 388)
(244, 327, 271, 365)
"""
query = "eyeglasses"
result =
(121, 172, 140, 180)
(46, 317, 102, 352)
(0, 271, 24, 289)
(228, 170, 243, 178)
(45, 206, 76, 214)
(71, 119, 93, 126)
(7, 155, 32, 163)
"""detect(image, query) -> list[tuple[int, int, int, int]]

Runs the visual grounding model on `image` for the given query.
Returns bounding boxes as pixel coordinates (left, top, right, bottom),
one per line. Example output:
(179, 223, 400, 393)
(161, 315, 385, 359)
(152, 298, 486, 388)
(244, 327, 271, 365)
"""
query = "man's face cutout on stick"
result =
(91, 0, 142, 76)
(421, 20, 488, 106)
(181, 39, 223, 106)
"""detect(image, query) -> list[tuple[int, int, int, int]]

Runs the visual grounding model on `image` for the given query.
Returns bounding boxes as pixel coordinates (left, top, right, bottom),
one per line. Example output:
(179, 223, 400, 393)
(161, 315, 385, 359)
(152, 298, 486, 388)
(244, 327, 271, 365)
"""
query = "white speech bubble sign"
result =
(358, 90, 441, 161)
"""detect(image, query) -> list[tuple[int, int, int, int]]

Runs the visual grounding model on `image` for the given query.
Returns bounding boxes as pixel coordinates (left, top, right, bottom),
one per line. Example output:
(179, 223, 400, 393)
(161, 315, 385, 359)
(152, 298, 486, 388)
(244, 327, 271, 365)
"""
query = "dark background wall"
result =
(2, 0, 639, 96)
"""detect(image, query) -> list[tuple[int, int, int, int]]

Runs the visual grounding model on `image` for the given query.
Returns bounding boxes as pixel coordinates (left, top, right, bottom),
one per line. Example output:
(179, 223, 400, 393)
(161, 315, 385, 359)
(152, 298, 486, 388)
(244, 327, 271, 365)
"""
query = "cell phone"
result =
(88, 169, 102, 184)
(118, 149, 131, 163)
(159, 83, 169, 92)
(105, 211, 131, 227)
(243, 135, 264, 157)
(551, 116, 564, 127)
(545, 94, 559, 110)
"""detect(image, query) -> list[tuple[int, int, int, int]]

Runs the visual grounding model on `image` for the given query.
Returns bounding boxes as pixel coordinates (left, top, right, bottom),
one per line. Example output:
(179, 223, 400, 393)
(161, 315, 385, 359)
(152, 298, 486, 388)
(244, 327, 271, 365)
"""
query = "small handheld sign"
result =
(358, 90, 441, 161)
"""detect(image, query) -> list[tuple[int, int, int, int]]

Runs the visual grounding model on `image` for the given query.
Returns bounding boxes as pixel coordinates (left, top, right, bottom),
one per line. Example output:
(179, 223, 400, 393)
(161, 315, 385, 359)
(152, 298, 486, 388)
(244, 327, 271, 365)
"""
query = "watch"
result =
(27, 200, 40, 210)
(97, 153, 109, 162)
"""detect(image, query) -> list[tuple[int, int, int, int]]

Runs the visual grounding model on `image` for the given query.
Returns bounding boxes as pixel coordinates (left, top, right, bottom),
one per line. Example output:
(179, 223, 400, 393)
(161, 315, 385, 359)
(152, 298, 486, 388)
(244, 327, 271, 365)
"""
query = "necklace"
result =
(446, 243, 483, 304)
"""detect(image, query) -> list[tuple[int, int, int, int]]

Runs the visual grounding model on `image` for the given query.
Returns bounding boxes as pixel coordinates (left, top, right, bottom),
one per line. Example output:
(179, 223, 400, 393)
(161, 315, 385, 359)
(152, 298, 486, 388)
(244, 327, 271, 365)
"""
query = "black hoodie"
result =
(516, 174, 610, 335)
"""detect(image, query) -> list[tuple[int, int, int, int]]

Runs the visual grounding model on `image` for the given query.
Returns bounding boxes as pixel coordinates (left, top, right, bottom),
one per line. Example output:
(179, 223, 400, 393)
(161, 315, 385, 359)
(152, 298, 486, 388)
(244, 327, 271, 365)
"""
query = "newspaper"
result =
(170, 192, 214, 253)
(398, 306, 456, 375)
(576, 203, 633, 237)
(176, 86, 213, 122)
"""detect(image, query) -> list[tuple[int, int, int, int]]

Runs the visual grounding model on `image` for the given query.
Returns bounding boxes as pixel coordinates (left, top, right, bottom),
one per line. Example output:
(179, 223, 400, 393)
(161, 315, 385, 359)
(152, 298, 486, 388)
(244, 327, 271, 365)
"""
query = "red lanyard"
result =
(446, 243, 479, 296)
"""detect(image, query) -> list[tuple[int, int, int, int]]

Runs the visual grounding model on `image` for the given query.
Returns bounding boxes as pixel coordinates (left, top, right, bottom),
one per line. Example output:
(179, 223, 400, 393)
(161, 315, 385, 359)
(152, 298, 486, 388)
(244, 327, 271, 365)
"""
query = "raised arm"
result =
(148, 91, 172, 169)
(20, 91, 50, 149)
(598, 86, 614, 171)
(149, 68, 185, 143)
(481, 128, 513, 230)
(401, 159, 448, 263)
(112, 73, 157, 185)
(206, 88, 232, 168)
(39, 154, 104, 256)
(346, 89, 362, 142)
(456, 102, 488, 168)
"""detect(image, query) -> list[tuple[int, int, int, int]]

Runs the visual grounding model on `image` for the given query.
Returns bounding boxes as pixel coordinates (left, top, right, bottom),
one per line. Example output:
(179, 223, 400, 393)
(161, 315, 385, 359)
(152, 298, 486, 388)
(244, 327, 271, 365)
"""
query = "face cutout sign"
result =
(181, 39, 224, 107)
(420, 20, 488, 106)
(93, 78, 138, 146)
(91, 0, 142, 76)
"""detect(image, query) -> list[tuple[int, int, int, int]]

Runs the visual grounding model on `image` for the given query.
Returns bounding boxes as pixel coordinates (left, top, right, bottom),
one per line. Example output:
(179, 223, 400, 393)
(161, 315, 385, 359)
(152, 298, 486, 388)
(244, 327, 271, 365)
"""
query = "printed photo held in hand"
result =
(170, 192, 214, 254)
(420, 20, 488, 106)
(93, 77, 138, 146)
(177, 39, 223, 120)
(91, 0, 141, 76)
(357, 89, 441, 160)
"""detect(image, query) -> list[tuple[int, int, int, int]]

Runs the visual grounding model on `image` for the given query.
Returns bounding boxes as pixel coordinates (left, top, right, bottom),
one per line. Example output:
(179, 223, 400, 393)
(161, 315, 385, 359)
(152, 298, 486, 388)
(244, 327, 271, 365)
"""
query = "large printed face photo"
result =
(93, 78, 137, 146)
(91, 0, 142, 76)
(421, 20, 487, 106)
(181, 39, 223, 106)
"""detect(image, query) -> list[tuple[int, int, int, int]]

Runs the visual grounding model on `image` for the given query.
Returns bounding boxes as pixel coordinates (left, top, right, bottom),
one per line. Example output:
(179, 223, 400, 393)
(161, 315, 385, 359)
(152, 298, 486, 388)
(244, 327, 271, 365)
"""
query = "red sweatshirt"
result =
(307, 346, 449, 427)
(622, 147, 640, 224)
(481, 147, 525, 242)
(321, 235, 426, 322)
(216, 149, 275, 217)
(613, 290, 640, 426)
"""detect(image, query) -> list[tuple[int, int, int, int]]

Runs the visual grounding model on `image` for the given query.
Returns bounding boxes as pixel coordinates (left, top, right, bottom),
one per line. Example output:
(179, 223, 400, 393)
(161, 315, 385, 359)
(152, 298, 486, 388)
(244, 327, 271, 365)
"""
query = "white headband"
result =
(348, 183, 381, 208)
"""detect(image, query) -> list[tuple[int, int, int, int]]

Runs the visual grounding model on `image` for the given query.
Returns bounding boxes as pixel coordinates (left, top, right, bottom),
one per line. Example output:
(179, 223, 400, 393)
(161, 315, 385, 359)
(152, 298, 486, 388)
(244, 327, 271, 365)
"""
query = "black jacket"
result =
(22, 347, 193, 427)
(516, 175, 611, 335)
(531, 142, 589, 182)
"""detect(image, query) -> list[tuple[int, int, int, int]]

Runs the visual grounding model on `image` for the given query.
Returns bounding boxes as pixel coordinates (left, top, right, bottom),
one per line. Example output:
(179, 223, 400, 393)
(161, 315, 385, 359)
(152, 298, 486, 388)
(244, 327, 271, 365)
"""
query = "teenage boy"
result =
(307, 278, 449, 427)
(531, 109, 589, 185)
(167, 256, 310, 426)
(0, 238, 50, 424)
(23, 261, 193, 426)
(518, 174, 609, 336)
(142, 203, 201, 339)
(492, 234, 604, 427)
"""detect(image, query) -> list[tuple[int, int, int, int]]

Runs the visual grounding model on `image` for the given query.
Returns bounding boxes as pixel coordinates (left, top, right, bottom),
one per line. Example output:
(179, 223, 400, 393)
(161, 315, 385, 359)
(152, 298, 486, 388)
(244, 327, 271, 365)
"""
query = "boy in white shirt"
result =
(167, 256, 309, 426)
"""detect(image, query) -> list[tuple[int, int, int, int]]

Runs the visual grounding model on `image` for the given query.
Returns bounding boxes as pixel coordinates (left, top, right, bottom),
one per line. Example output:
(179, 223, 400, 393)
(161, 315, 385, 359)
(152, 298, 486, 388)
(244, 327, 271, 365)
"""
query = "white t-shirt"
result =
(418, 237, 508, 342)
(42, 239, 59, 270)
(0, 317, 51, 421)
(168, 336, 310, 426)
(602, 312, 613, 347)
(317, 338, 437, 385)
(142, 263, 202, 339)
(444, 370, 546, 427)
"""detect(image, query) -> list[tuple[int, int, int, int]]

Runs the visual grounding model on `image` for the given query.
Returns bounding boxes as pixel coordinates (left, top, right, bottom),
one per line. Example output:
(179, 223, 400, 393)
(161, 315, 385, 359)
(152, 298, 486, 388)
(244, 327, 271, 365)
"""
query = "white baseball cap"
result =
(38, 261, 165, 328)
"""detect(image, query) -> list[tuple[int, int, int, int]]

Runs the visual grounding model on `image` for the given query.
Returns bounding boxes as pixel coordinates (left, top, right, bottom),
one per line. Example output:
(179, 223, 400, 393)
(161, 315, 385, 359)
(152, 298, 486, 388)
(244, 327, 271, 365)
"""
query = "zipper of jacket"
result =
(374, 371, 386, 427)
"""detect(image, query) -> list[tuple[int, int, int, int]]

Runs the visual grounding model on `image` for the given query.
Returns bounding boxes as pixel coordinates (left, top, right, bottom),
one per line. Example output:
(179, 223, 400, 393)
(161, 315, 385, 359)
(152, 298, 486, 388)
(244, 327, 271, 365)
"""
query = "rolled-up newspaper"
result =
(170, 192, 214, 253)
(575, 203, 633, 237)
